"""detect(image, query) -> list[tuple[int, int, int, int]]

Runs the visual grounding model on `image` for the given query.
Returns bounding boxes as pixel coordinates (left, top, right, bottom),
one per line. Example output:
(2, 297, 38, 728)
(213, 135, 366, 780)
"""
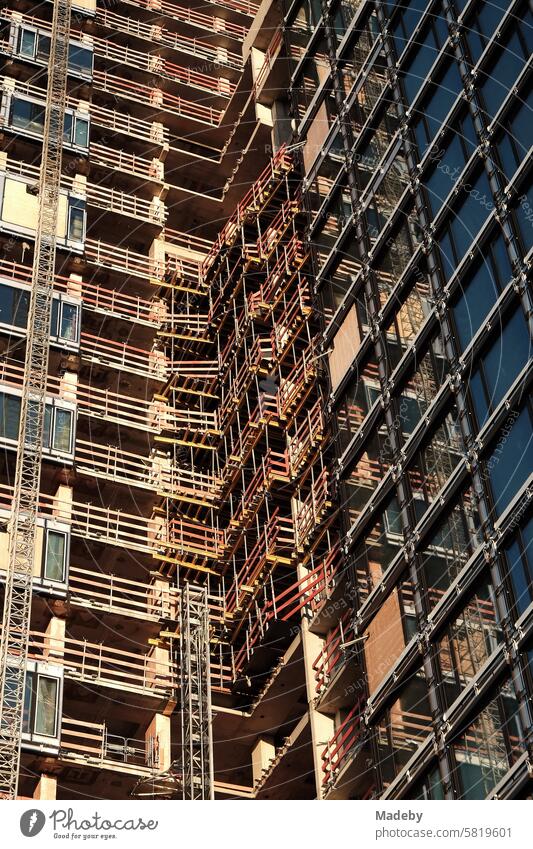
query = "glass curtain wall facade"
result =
(283, 0, 533, 799)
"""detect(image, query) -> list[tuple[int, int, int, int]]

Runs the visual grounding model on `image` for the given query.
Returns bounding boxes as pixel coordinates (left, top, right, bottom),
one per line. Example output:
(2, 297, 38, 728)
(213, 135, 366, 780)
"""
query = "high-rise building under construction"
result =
(0, 0, 531, 802)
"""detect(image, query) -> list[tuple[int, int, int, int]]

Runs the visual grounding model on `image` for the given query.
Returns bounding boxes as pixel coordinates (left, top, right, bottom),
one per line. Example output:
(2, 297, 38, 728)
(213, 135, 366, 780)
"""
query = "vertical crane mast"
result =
(130, 584, 214, 800)
(0, 0, 72, 799)
(179, 585, 214, 800)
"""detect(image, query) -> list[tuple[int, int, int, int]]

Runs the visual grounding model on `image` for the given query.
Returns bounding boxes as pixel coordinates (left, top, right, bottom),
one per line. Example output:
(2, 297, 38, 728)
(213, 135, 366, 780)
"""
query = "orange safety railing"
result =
(166, 516, 225, 561)
(61, 718, 159, 775)
(94, 7, 243, 70)
(163, 228, 212, 254)
(93, 70, 224, 126)
(1, 154, 165, 226)
(90, 102, 169, 146)
(80, 333, 167, 380)
(85, 238, 165, 283)
(215, 272, 309, 376)
(85, 182, 167, 225)
(232, 544, 339, 676)
(218, 337, 273, 431)
(267, 545, 340, 623)
(2, 3, 246, 53)
(171, 359, 219, 380)
(247, 236, 307, 315)
(74, 280, 165, 326)
(294, 469, 331, 551)
(287, 399, 326, 475)
(202, 144, 293, 274)
(73, 380, 213, 435)
(225, 511, 293, 614)
(12, 629, 177, 697)
(225, 450, 290, 538)
(0, 75, 80, 123)
(208, 0, 259, 16)
(165, 254, 207, 292)
(322, 698, 366, 787)
(0, 357, 213, 435)
(74, 440, 222, 504)
(270, 279, 312, 360)
(120, 0, 248, 40)
(0, 483, 165, 554)
(223, 402, 272, 473)
(313, 609, 355, 697)
(68, 565, 179, 622)
(92, 35, 235, 98)
(218, 304, 254, 370)
(245, 197, 300, 262)
(0, 259, 166, 327)
(277, 342, 319, 419)
(253, 28, 283, 95)
(210, 657, 234, 694)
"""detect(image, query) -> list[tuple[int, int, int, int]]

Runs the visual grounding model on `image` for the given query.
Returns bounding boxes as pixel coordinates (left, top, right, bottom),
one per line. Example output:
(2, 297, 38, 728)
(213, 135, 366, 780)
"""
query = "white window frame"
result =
(22, 661, 63, 748)
(0, 388, 75, 459)
(66, 199, 87, 247)
(0, 174, 87, 251)
(0, 280, 81, 349)
(33, 674, 59, 738)
(43, 525, 70, 585)
(50, 295, 81, 347)
(13, 23, 94, 80)
(43, 400, 76, 458)
(6, 93, 89, 152)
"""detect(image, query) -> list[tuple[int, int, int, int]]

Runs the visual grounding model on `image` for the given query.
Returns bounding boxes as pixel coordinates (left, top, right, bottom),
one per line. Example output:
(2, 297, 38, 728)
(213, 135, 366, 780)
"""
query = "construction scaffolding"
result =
(0, 0, 338, 801)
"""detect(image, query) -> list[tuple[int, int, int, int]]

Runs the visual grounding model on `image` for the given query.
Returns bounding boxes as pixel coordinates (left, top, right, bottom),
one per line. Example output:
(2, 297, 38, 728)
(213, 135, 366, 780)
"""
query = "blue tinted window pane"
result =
(43, 405, 52, 449)
(424, 133, 465, 218)
(523, 9, 533, 54)
(414, 119, 429, 157)
(497, 90, 533, 183)
(457, 762, 487, 800)
(51, 299, 59, 336)
(467, 0, 509, 62)
(480, 32, 525, 121)
(506, 539, 531, 615)
(488, 407, 533, 516)
(467, 28, 484, 64)
(492, 231, 512, 288)
(438, 229, 455, 282)
(498, 134, 519, 184)
(69, 45, 92, 74)
(63, 113, 73, 144)
(461, 112, 478, 156)
(403, 29, 438, 104)
(19, 29, 36, 58)
(510, 90, 533, 158)
(0, 285, 29, 329)
(522, 517, 533, 573)
(393, 21, 408, 56)
(514, 184, 533, 254)
(413, 61, 463, 157)
(434, 14, 449, 48)
(453, 259, 499, 348)
(477, 0, 508, 37)
(0, 394, 21, 440)
(470, 368, 489, 427)
(483, 309, 531, 410)
(74, 118, 89, 148)
(425, 62, 463, 144)
(449, 170, 493, 256)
